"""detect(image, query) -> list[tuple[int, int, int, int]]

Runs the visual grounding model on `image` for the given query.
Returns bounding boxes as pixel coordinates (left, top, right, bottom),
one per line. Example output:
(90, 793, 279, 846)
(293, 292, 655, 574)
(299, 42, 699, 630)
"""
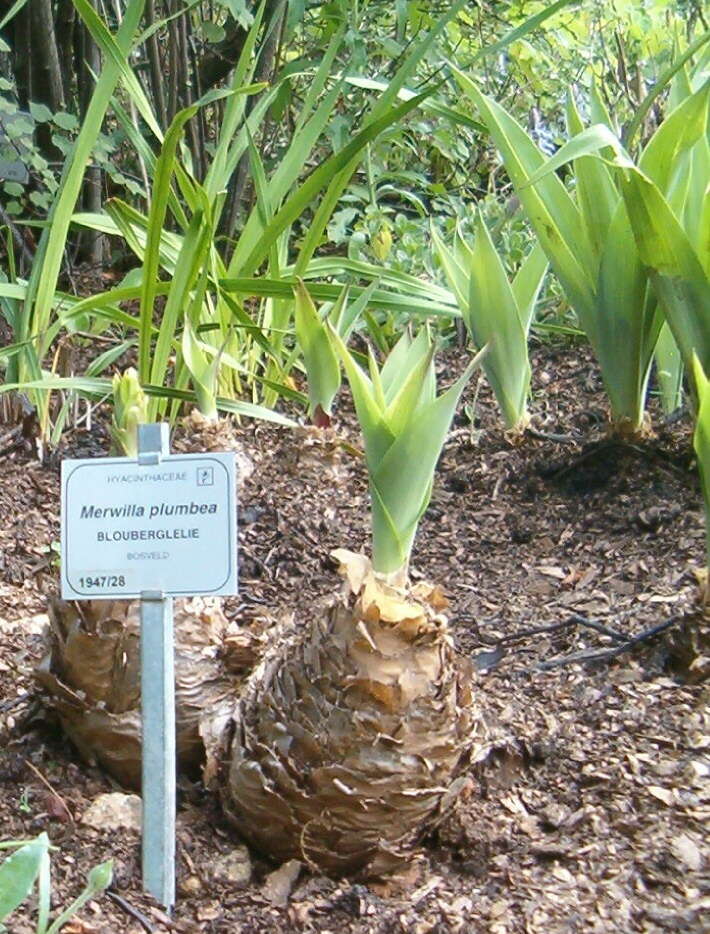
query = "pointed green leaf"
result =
(655, 322, 684, 415)
(511, 241, 548, 333)
(453, 71, 596, 322)
(466, 213, 531, 429)
(431, 222, 469, 309)
(619, 166, 710, 374)
(0, 834, 48, 922)
(369, 347, 486, 572)
(595, 198, 661, 427)
(639, 79, 710, 192)
(139, 101, 200, 382)
(565, 94, 619, 263)
(384, 344, 436, 437)
(381, 328, 431, 403)
(294, 279, 341, 417)
(329, 325, 395, 469)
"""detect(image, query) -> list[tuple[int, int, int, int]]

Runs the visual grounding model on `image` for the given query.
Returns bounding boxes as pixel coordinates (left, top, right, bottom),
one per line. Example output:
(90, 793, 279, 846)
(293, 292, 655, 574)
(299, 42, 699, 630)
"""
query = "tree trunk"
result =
(30, 0, 66, 110)
(222, 0, 288, 240)
(30, 0, 66, 159)
(11, 2, 31, 110)
(77, 13, 103, 264)
(197, 0, 286, 92)
(145, 0, 167, 130)
(55, 0, 76, 106)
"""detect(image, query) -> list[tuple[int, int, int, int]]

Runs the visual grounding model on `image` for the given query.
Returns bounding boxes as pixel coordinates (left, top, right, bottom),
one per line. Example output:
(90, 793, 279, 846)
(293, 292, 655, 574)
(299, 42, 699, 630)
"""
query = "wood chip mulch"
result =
(0, 342, 708, 933)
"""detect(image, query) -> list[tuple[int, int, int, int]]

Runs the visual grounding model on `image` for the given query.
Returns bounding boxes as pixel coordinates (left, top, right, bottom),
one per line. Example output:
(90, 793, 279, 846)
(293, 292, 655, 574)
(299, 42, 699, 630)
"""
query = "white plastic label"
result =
(61, 453, 237, 599)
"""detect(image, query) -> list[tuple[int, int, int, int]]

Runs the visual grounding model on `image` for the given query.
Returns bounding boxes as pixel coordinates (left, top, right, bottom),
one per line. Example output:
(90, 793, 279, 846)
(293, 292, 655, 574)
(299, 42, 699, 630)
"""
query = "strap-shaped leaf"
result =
(683, 136, 710, 271)
(149, 208, 211, 408)
(594, 198, 661, 426)
(639, 78, 710, 191)
(655, 322, 684, 415)
(619, 166, 710, 374)
(565, 92, 618, 267)
(330, 327, 396, 470)
(431, 223, 469, 309)
(435, 213, 545, 431)
(512, 241, 549, 333)
(453, 70, 596, 322)
(381, 328, 431, 403)
(23, 0, 146, 377)
(294, 279, 341, 418)
(139, 100, 200, 383)
(466, 213, 532, 429)
(383, 344, 436, 436)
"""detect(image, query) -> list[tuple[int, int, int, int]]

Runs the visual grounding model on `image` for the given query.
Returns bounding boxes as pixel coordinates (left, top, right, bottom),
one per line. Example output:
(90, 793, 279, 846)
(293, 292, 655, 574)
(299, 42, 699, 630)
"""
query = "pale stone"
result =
(210, 847, 252, 886)
(80, 792, 142, 832)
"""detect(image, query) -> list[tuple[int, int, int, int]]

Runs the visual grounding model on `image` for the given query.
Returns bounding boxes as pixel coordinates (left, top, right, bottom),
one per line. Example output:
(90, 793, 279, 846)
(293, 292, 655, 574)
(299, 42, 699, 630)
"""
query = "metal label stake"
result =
(138, 423, 175, 909)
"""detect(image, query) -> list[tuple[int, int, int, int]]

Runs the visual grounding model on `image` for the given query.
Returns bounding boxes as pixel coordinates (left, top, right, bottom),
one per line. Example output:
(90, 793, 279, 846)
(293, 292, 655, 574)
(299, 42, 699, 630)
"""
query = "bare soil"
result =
(1, 342, 708, 933)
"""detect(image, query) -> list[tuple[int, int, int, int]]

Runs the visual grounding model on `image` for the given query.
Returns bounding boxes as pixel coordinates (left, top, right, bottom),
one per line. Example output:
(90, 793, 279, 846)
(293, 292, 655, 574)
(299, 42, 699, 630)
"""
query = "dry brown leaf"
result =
(332, 549, 370, 595)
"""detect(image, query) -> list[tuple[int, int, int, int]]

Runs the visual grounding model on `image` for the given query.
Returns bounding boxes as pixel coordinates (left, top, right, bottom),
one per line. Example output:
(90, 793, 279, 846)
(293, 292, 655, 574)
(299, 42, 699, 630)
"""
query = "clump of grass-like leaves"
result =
(432, 213, 547, 432)
(329, 321, 486, 576)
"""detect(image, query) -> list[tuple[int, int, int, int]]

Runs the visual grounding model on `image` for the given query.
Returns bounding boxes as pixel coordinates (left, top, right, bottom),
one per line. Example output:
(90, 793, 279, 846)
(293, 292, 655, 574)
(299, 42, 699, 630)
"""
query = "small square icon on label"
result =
(197, 466, 214, 486)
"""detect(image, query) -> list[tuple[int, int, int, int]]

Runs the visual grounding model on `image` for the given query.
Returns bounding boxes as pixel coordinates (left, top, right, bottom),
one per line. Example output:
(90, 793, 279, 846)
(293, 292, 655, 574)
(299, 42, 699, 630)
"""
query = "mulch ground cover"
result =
(0, 340, 708, 933)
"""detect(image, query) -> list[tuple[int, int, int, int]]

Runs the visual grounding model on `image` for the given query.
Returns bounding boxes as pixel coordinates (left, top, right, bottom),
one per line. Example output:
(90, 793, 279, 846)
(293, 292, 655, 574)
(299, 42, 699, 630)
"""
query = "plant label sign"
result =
(61, 452, 237, 599)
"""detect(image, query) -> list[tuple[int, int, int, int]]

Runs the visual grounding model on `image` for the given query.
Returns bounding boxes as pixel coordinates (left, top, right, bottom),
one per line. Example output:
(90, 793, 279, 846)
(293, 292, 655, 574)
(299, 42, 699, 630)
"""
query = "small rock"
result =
(262, 859, 302, 907)
(210, 847, 252, 886)
(180, 874, 203, 895)
(80, 793, 141, 832)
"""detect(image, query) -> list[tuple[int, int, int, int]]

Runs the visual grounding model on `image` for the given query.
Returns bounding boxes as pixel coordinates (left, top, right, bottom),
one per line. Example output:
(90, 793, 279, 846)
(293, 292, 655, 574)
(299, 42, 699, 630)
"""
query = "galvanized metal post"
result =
(138, 423, 175, 910)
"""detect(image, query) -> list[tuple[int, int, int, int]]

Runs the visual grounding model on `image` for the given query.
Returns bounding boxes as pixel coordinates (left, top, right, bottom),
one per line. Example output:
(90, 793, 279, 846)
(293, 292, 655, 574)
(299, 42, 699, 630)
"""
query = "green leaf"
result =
(512, 242, 548, 333)
(20, 0, 147, 405)
(369, 348, 486, 573)
(201, 20, 225, 42)
(29, 102, 53, 123)
(148, 206, 211, 405)
(625, 29, 710, 147)
(52, 111, 79, 131)
(594, 198, 660, 428)
(453, 72, 596, 322)
(219, 0, 253, 29)
(294, 279, 341, 418)
(220, 276, 459, 319)
(639, 78, 710, 192)
(464, 213, 538, 430)
(619, 166, 710, 375)
(654, 322, 684, 415)
(0, 834, 48, 922)
(565, 93, 618, 265)
(331, 321, 486, 573)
